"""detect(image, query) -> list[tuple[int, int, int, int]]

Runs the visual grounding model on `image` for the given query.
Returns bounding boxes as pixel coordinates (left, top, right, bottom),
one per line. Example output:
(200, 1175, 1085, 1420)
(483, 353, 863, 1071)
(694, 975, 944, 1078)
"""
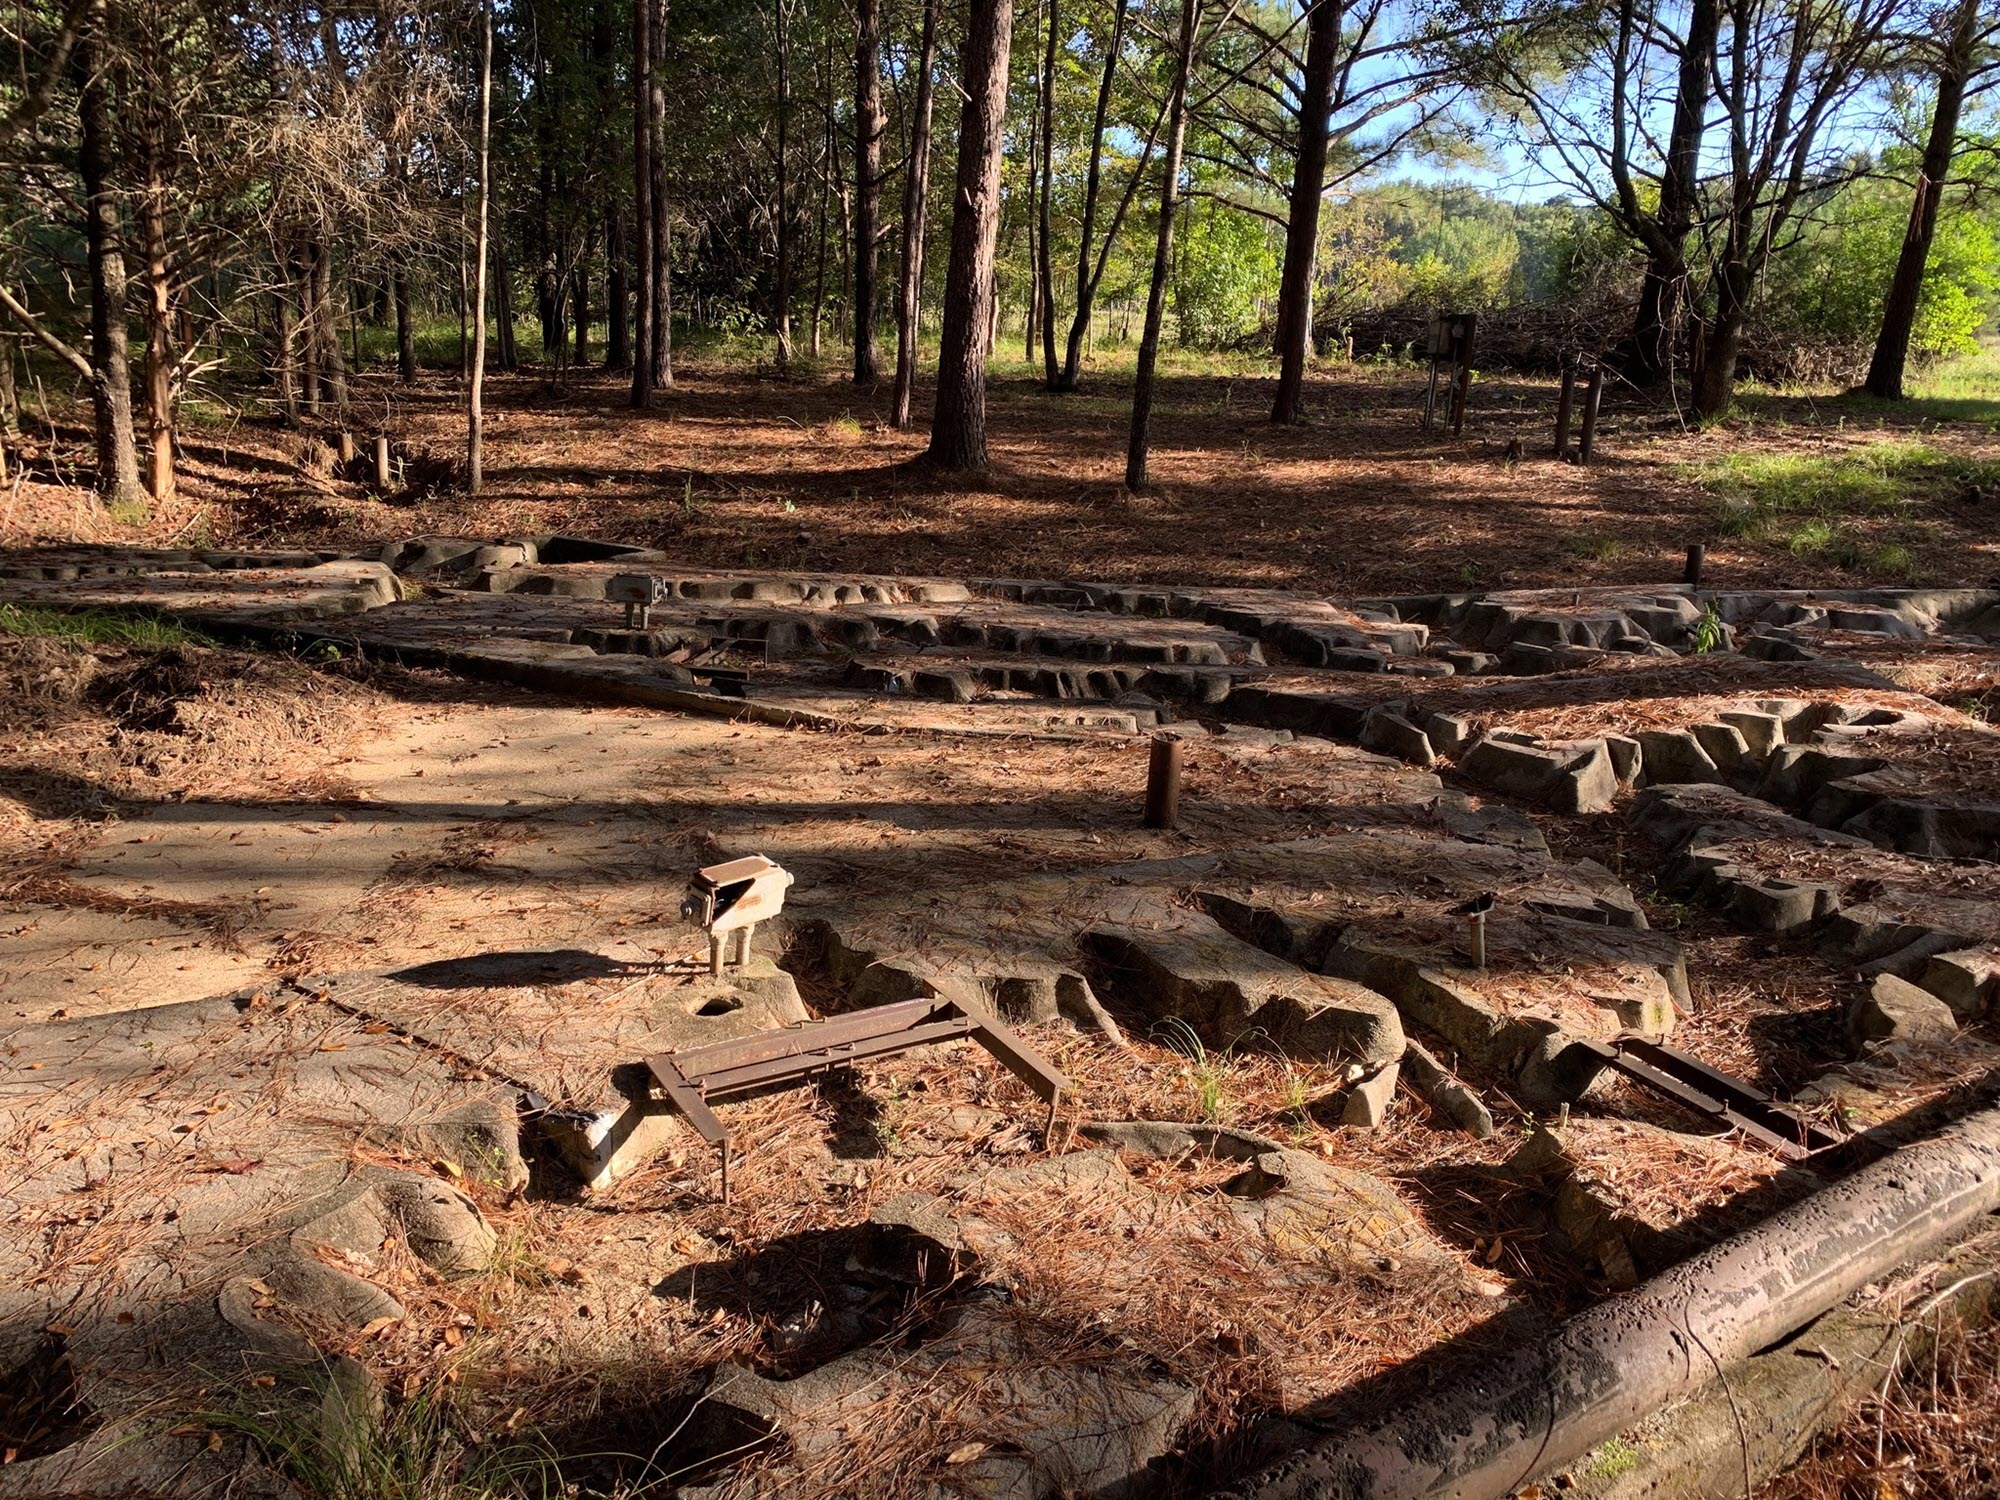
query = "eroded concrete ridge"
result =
(2, 537, 1997, 1499)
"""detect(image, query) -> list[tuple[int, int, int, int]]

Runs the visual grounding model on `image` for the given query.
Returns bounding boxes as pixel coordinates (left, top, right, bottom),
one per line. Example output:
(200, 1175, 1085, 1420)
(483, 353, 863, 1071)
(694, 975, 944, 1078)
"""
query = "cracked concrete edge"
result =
(1549, 1221, 2000, 1500)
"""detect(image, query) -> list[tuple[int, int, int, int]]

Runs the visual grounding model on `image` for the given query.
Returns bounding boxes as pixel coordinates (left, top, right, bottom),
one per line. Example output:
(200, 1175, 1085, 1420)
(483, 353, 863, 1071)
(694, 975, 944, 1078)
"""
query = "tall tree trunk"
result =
(78, 0, 143, 508)
(852, 0, 884, 383)
(311, 237, 347, 412)
(1621, 0, 1718, 385)
(1125, 0, 1194, 489)
(1023, 1, 1041, 365)
(1693, 242, 1751, 418)
(573, 228, 589, 365)
(650, 0, 672, 389)
(300, 248, 321, 412)
(630, 0, 655, 406)
(1059, 0, 1129, 390)
(274, 274, 301, 421)
(774, 0, 794, 368)
(1269, 0, 1339, 425)
(925, 0, 1016, 470)
(136, 124, 175, 502)
(468, 0, 493, 493)
(812, 37, 833, 359)
(1865, 0, 1980, 399)
(392, 263, 416, 382)
(493, 228, 518, 370)
(1036, 0, 1057, 386)
(891, 0, 939, 430)
(605, 211, 630, 369)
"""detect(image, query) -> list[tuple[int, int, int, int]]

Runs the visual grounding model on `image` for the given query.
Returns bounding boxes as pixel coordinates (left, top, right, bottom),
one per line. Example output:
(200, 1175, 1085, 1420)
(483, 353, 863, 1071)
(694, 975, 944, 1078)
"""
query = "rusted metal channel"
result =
(1213, 1100, 2000, 1500)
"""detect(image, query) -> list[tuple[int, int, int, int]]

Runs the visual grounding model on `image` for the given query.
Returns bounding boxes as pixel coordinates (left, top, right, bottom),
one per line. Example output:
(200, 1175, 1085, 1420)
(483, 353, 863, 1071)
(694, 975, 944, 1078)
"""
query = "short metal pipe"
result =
(1215, 1100, 2000, 1500)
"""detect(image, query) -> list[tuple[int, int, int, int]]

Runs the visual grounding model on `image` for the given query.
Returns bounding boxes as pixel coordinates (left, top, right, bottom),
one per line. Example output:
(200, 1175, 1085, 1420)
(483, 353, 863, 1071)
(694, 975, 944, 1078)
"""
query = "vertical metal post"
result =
(708, 932, 724, 977)
(1470, 912, 1487, 971)
(1578, 365, 1605, 464)
(1683, 543, 1706, 588)
(1553, 361, 1576, 459)
(1143, 734, 1184, 829)
(1449, 360, 1472, 436)
(373, 435, 392, 490)
(337, 430, 356, 466)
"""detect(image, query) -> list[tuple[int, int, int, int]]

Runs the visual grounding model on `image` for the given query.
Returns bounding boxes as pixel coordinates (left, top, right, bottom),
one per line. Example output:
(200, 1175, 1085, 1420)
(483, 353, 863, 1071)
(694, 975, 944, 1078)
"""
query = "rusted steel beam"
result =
(1576, 1036, 1844, 1159)
(646, 996, 1068, 1202)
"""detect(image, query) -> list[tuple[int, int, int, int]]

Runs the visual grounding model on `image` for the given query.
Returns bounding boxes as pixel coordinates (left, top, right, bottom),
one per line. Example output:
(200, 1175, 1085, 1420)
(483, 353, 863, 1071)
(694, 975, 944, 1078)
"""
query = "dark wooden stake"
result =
(1553, 361, 1576, 458)
(1684, 543, 1706, 588)
(1143, 734, 1183, 829)
(1449, 361, 1472, 436)
(1577, 365, 1604, 464)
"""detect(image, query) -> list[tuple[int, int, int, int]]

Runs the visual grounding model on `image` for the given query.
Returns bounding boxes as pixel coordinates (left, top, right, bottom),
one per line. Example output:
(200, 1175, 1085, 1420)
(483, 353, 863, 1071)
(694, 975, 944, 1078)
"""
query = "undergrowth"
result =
(0, 603, 214, 650)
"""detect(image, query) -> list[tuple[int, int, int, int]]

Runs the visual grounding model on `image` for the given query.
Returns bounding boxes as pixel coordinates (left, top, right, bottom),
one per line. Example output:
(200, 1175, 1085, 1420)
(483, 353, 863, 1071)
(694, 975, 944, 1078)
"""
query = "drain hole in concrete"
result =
(0, 1334, 98, 1464)
(694, 995, 742, 1017)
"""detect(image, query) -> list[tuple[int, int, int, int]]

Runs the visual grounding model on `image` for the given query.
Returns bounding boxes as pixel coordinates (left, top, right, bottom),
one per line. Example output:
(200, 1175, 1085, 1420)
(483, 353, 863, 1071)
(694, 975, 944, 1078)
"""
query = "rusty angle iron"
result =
(1575, 1034, 1845, 1160)
(646, 997, 1068, 1202)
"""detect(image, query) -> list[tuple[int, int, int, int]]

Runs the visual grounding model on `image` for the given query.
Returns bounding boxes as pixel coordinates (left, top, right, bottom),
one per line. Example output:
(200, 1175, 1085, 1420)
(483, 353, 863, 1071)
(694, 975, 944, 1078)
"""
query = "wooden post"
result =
(1684, 543, 1706, 588)
(1553, 360, 1576, 459)
(337, 429, 356, 466)
(1449, 360, 1472, 436)
(373, 435, 391, 490)
(1142, 734, 1183, 829)
(1577, 365, 1605, 464)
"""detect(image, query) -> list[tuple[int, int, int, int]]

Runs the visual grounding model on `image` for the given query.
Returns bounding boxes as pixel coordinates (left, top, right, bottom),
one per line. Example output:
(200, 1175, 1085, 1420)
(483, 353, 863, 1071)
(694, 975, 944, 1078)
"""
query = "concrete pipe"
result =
(1217, 1101, 2000, 1500)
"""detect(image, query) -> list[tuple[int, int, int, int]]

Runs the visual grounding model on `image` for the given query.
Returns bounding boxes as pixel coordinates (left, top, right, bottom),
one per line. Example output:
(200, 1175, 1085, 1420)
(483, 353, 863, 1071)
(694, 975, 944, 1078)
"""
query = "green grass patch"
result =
(1563, 532, 1627, 563)
(1689, 439, 1993, 577)
(0, 602, 213, 649)
(1843, 346, 2000, 427)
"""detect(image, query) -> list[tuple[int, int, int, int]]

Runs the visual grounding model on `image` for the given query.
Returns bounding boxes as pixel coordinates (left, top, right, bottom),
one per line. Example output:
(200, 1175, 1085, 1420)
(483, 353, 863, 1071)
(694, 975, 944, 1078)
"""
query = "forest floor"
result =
(3, 345, 2000, 1499)
(4, 346, 1998, 595)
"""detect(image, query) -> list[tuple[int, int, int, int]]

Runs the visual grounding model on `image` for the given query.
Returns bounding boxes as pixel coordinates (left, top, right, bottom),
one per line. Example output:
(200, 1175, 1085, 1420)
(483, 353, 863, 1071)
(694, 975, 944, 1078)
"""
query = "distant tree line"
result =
(1, 0, 1996, 509)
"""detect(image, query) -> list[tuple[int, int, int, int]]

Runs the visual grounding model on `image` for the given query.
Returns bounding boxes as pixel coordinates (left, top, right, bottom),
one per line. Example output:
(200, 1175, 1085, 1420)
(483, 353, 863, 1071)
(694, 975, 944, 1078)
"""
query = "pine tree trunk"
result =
(274, 273, 301, 422)
(573, 232, 589, 365)
(137, 160, 175, 503)
(1125, 0, 1194, 488)
(630, 0, 655, 406)
(1059, 0, 1129, 391)
(891, 0, 939, 430)
(606, 211, 630, 369)
(774, 0, 794, 368)
(494, 229, 518, 370)
(1693, 253, 1750, 418)
(1865, 0, 1978, 400)
(1619, 0, 1717, 385)
(78, 0, 144, 509)
(393, 264, 417, 382)
(311, 238, 347, 412)
(925, 0, 1015, 471)
(469, 0, 493, 493)
(1036, 0, 1058, 386)
(1269, 0, 1338, 425)
(649, 0, 672, 388)
(852, 0, 883, 383)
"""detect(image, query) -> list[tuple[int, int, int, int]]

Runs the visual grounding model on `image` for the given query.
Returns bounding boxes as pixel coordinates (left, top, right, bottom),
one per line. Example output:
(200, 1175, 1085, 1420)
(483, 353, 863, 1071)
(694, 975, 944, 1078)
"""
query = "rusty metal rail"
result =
(1576, 1035, 1844, 1159)
(646, 997, 1068, 1201)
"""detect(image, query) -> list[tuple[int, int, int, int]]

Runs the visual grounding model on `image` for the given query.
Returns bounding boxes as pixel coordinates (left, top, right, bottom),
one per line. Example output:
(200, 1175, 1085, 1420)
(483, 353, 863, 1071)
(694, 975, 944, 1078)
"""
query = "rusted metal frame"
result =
(691, 1018, 980, 1095)
(645, 998, 1070, 1202)
(1577, 1036, 1842, 1159)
